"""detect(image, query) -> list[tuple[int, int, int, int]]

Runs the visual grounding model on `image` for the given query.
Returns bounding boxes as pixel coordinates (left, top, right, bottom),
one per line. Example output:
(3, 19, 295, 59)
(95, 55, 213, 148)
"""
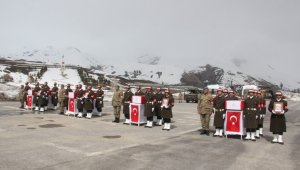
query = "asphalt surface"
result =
(0, 101, 299, 170)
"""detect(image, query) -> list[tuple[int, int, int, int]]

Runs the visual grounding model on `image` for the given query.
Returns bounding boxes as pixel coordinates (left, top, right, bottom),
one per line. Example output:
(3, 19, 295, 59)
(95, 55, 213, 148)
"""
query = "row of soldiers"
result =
(112, 86, 175, 131)
(198, 87, 288, 144)
(18, 82, 104, 119)
(58, 84, 104, 119)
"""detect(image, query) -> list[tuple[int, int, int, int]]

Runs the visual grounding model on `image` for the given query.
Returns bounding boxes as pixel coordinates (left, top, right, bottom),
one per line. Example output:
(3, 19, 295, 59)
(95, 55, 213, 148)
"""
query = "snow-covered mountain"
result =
(1, 46, 299, 90)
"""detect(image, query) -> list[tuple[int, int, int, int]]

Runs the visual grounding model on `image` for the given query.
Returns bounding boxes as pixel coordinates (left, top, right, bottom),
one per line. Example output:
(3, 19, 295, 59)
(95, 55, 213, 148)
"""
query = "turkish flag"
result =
(226, 111, 242, 133)
(27, 95, 33, 107)
(69, 98, 75, 112)
(130, 104, 139, 123)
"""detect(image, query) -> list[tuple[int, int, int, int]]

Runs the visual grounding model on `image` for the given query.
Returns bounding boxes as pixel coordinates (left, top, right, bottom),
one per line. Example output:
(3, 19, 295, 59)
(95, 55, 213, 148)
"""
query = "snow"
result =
(39, 68, 83, 89)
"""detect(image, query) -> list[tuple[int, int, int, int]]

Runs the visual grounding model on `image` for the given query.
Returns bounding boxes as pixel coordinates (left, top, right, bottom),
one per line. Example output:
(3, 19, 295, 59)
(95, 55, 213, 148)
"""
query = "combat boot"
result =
(251, 132, 256, 141)
(272, 134, 278, 143)
(77, 112, 83, 118)
(86, 113, 92, 119)
(35, 107, 39, 111)
(123, 119, 130, 125)
(278, 135, 284, 145)
(219, 129, 223, 137)
(157, 119, 163, 126)
(255, 130, 260, 138)
(245, 132, 251, 140)
(259, 128, 263, 136)
(39, 107, 44, 112)
(213, 129, 220, 137)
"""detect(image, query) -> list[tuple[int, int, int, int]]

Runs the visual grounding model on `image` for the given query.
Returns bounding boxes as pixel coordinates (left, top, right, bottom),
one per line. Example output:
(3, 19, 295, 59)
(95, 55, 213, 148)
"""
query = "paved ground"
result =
(0, 101, 299, 170)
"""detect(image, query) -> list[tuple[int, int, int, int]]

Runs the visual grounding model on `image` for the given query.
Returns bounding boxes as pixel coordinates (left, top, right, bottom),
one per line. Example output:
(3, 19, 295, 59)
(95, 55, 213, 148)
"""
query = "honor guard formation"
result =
(18, 82, 288, 143)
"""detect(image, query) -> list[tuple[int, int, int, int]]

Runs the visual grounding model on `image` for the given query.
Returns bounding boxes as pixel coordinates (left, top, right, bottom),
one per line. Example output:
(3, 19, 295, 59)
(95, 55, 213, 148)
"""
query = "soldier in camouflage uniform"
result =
(77, 84, 85, 118)
(23, 82, 31, 107)
(197, 87, 213, 135)
(213, 88, 226, 137)
(112, 85, 123, 123)
(18, 85, 25, 109)
(84, 85, 95, 119)
(244, 89, 260, 141)
(51, 82, 59, 110)
(95, 85, 104, 117)
(122, 86, 133, 125)
(153, 87, 164, 126)
(58, 84, 66, 114)
(144, 87, 155, 128)
(64, 84, 73, 112)
(268, 91, 288, 144)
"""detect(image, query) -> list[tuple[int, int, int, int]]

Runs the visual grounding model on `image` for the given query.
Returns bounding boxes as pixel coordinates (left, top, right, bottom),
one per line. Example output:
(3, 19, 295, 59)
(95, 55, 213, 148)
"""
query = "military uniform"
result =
(256, 93, 266, 137)
(135, 89, 144, 96)
(33, 85, 41, 110)
(64, 87, 73, 109)
(213, 95, 226, 137)
(23, 84, 31, 104)
(76, 88, 85, 117)
(268, 93, 288, 144)
(51, 85, 59, 109)
(112, 87, 123, 123)
(244, 94, 259, 141)
(95, 89, 104, 113)
(18, 85, 25, 108)
(197, 92, 213, 135)
(153, 89, 164, 125)
(58, 87, 66, 114)
(144, 89, 155, 128)
(122, 89, 133, 124)
(84, 89, 95, 119)
(161, 92, 174, 131)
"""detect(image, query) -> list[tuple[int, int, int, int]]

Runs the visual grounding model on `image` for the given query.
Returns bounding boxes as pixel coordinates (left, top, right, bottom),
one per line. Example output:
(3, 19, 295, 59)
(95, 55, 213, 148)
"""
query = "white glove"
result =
(260, 114, 263, 119)
(213, 108, 216, 114)
(281, 110, 285, 114)
(272, 110, 276, 114)
(256, 115, 258, 119)
(223, 114, 225, 119)
(152, 108, 154, 112)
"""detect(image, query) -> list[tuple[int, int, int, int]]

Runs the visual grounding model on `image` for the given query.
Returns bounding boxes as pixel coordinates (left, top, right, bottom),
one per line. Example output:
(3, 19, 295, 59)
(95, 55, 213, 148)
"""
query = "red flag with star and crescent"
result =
(27, 95, 33, 107)
(225, 111, 242, 133)
(130, 104, 139, 123)
(68, 98, 75, 112)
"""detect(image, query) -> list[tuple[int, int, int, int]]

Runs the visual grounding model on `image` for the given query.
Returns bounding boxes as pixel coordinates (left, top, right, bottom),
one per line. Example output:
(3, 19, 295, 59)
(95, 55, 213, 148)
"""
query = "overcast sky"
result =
(0, 0, 299, 71)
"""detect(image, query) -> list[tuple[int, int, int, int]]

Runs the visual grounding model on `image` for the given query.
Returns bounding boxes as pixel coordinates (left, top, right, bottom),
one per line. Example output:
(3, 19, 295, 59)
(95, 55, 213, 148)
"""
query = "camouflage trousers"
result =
(113, 106, 121, 118)
(200, 114, 211, 130)
(59, 100, 65, 113)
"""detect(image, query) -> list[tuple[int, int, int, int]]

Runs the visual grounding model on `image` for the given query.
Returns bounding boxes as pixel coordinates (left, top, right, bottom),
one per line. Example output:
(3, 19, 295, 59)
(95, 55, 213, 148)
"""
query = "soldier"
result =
(42, 82, 50, 91)
(84, 85, 95, 119)
(33, 82, 41, 111)
(213, 88, 226, 137)
(58, 84, 66, 114)
(144, 87, 155, 128)
(95, 84, 104, 117)
(223, 89, 229, 99)
(112, 85, 123, 123)
(227, 90, 239, 100)
(64, 84, 73, 112)
(23, 82, 31, 108)
(38, 83, 49, 112)
(77, 84, 85, 118)
(135, 86, 144, 96)
(178, 92, 183, 103)
(268, 91, 288, 144)
(51, 82, 59, 110)
(122, 86, 133, 125)
(257, 90, 266, 136)
(161, 89, 174, 131)
(244, 89, 260, 141)
(153, 87, 164, 126)
(197, 87, 213, 136)
(18, 85, 25, 109)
